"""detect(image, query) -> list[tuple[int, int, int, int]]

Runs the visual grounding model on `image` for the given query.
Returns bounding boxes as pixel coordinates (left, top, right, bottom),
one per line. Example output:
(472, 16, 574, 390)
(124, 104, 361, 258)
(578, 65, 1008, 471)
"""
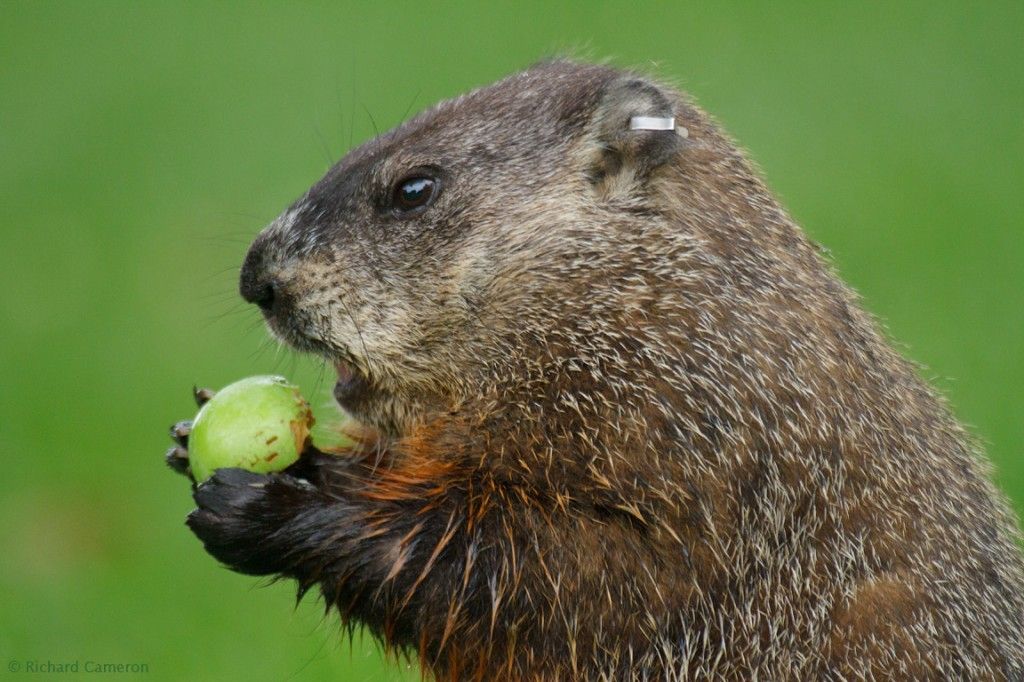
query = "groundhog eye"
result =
(393, 175, 437, 212)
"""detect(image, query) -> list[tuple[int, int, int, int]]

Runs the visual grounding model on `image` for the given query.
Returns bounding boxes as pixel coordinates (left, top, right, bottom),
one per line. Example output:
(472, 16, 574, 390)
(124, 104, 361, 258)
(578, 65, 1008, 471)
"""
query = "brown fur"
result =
(188, 60, 1024, 680)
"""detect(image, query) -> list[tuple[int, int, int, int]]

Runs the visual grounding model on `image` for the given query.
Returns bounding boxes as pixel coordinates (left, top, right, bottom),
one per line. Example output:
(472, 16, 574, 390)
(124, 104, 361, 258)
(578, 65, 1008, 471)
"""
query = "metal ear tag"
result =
(629, 115, 689, 138)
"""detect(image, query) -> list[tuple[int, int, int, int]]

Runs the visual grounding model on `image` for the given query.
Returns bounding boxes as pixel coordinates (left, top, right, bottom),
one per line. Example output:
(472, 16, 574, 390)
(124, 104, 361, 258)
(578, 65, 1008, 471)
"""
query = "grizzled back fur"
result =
(231, 60, 1024, 679)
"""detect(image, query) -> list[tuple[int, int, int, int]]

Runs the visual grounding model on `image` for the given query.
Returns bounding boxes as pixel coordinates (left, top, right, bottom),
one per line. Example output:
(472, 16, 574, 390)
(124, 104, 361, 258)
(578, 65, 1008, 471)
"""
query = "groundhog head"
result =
(239, 61, 700, 437)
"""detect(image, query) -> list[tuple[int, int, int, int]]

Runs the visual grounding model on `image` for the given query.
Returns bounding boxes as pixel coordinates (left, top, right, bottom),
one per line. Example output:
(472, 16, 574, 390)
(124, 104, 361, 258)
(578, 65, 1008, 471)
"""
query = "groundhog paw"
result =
(187, 468, 317, 576)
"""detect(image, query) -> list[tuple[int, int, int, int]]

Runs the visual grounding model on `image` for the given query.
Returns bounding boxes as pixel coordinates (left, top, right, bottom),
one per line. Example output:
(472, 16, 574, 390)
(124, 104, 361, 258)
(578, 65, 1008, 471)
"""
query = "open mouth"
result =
(333, 358, 369, 407)
(262, 310, 374, 414)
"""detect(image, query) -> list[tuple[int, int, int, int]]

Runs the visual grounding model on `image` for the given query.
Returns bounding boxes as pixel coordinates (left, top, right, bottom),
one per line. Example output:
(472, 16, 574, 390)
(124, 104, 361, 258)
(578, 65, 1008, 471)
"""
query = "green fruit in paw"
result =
(188, 375, 313, 483)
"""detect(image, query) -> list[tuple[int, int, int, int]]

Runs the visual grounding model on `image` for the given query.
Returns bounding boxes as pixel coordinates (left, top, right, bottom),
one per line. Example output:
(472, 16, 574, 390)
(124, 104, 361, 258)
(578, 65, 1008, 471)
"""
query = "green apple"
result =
(188, 375, 313, 483)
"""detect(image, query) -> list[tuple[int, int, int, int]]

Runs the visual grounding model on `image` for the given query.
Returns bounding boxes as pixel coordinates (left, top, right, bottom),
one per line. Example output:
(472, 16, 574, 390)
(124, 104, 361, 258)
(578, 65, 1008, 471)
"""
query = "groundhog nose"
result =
(239, 246, 277, 313)
(240, 276, 276, 312)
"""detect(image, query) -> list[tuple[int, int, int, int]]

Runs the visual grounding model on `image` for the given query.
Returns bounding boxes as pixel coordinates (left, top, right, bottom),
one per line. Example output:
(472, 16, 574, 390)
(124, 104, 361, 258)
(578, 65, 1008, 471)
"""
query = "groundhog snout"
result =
(239, 233, 300, 321)
(239, 236, 277, 311)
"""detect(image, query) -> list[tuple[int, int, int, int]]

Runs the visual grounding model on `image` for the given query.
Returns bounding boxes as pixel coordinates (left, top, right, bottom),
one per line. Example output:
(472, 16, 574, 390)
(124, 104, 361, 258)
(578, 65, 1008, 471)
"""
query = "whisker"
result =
(271, 340, 289, 371)
(400, 89, 422, 122)
(312, 356, 329, 400)
(337, 294, 374, 377)
(285, 351, 299, 380)
(312, 112, 334, 168)
(199, 302, 252, 327)
(245, 316, 268, 334)
(348, 66, 357, 150)
(195, 288, 243, 303)
(249, 335, 276, 362)
(363, 105, 379, 138)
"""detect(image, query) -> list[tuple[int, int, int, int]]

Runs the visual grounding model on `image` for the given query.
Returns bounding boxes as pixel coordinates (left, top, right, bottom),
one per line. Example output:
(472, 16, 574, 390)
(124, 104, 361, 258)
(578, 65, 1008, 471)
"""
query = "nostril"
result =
(239, 235, 280, 313)
(249, 281, 276, 312)
(239, 271, 277, 312)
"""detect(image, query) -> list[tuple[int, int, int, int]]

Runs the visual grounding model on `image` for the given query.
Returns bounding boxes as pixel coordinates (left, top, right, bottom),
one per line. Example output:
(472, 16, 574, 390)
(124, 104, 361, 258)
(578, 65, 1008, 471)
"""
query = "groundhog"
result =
(167, 60, 1024, 680)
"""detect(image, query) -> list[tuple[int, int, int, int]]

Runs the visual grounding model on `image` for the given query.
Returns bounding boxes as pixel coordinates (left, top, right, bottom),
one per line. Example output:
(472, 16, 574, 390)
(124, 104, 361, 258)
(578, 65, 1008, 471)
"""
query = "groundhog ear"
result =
(586, 75, 685, 197)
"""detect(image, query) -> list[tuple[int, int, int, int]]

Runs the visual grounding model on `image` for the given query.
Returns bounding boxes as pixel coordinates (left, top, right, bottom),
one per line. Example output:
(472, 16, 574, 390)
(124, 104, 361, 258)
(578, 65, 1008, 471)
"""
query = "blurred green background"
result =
(1, 1, 1021, 679)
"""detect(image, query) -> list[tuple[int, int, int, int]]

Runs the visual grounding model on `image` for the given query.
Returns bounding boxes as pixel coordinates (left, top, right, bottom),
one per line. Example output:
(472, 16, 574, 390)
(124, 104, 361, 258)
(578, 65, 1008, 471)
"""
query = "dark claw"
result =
(165, 445, 192, 477)
(170, 420, 192, 447)
(193, 386, 215, 407)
